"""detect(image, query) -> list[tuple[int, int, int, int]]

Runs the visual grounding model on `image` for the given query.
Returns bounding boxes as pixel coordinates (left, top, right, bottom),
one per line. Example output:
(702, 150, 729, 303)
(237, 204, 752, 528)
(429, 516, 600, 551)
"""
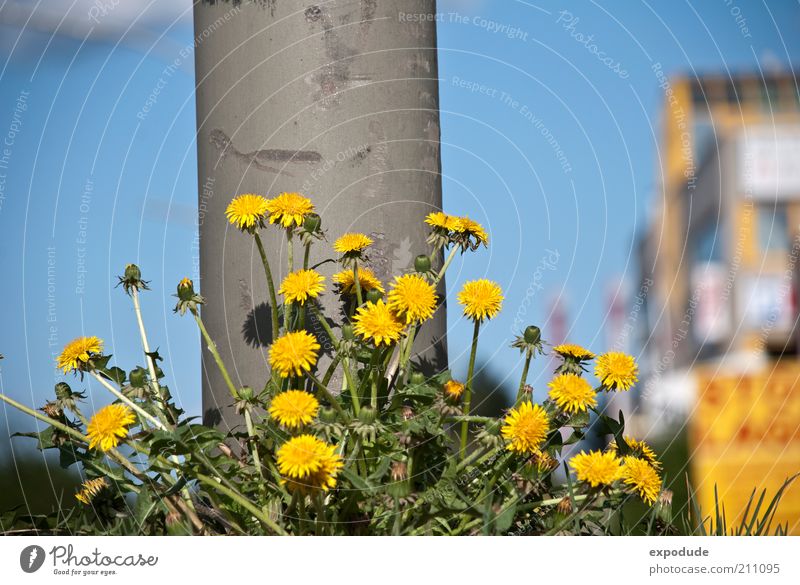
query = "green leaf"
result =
(13, 427, 57, 450)
(495, 500, 516, 533)
(149, 430, 180, 457)
(59, 444, 80, 469)
(134, 488, 157, 527)
(104, 366, 127, 385)
(340, 467, 372, 492)
(565, 410, 590, 428)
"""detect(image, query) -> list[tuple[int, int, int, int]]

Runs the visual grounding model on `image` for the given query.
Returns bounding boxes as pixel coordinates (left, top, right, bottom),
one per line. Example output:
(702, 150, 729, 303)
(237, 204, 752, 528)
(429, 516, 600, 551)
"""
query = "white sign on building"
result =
(739, 126, 800, 199)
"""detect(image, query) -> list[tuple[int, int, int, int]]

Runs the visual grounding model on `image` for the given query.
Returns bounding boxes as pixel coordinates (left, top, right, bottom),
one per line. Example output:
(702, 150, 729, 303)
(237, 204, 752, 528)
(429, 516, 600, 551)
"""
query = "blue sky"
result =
(1, 0, 799, 449)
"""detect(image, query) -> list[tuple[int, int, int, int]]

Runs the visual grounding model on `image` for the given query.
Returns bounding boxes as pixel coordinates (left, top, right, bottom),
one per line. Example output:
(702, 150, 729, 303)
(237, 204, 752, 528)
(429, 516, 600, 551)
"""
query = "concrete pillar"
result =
(193, 0, 446, 430)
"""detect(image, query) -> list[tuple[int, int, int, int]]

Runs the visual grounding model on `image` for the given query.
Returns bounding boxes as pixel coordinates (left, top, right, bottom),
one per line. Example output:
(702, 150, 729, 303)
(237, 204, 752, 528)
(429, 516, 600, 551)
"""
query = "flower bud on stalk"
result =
(410, 371, 426, 386)
(414, 254, 431, 273)
(303, 213, 321, 234)
(117, 263, 150, 295)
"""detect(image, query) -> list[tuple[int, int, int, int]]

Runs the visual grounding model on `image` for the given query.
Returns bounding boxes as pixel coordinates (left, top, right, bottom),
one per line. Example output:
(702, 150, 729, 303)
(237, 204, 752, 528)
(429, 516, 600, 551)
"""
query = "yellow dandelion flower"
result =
(75, 477, 109, 505)
(387, 273, 438, 324)
(425, 211, 459, 231)
(266, 192, 314, 228)
(333, 232, 373, 254)
(619, 456, 661, 505)
(352, 299, 405, 346)
(332, 267, 385, 295)
(595, 351, 638, 391)
(608, 436, 661, 470)
(56, 336, 103, 374)
(443, 379, 465, 399)
(452, 216, 489, 246)
(548, 373, 597, 414)
(278, 269, 325, 305)
(86, 404, 136, 452)
(268, 331, 321, 378)
(276, 434, 343, 492)
(553, 343, 595, 361)
(269, 390, 320, 429)
(501, 401, 550, 455)
(225, 194, 270, 230)
(569, 450, 620, 487)
(457, 279, 503, 322)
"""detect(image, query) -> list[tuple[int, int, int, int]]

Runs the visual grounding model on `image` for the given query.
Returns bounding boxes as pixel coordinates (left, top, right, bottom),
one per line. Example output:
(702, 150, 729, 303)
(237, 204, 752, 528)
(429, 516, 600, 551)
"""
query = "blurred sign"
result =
(691, 263, 731, 343)
(691, 363, 800, 534)
(736, 274, 795, 332)
(739, 126, 800, 199)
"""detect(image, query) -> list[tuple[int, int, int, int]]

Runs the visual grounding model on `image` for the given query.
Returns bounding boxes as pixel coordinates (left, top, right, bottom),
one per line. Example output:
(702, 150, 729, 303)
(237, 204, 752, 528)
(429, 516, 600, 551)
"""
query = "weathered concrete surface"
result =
(194, 0, 446, 431)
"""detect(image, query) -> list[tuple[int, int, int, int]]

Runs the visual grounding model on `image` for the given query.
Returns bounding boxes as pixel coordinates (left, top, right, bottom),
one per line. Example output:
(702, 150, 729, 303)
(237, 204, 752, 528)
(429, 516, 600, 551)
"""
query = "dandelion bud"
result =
(177, 277, 195, 301)
(55, 382, 73, 400)
(414, 254, 431, 273)
(656, 489, 673, 524)
(366, 288, 383, 304)
(556, 496, 573, 515)
(174, 277, 205, 315)
(391, 461, 408, 482)
(237, 386, 254, 401)
(165, 511, 191, 536)
(484, 419, 502, 436)
(320, 407, 338, 424)
(524, 325, 541, 344)
(125, 263, 142, 282)
(117, 263, 149, 294)
(41, 401, 63, 419)
(358, 405, 377, 425)
(409, 371, 425, 385)
(341, 324, 355, 341)
(303, 213, 321, 233)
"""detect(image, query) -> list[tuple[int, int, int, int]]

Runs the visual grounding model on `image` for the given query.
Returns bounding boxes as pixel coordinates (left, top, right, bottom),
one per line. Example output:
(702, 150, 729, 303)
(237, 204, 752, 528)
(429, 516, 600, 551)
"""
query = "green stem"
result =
(253, 232, 280, 343)
(287, 229, 294, 272)
(515, 352, 532, 404)
(191, 308, 238, 400)
(244, 408, 266, 488)
(445, 415, 496, 425)
(312, 493, 326, 535)
(353, 260, 363, 307)
(370, 349, 381, 409)
(308, 303, 358, 414)
(516, 492, 595, 512)
(459, 319, 481, 460)
(284, 301, 292, 333)
(130, 287, 169, 425)
(309, 303, 340, 350)
(0, 392, 89, 444)
(455, 444, 496, 472)
(341, 357, 360, 416)
(434, 245, 459, 285)
(195, 473, 286, 535)
(398, 325, 418, 384)
(321, 354, 342, 387)
(0, 393, 150, 489)
(307, 373, 347, 420)
(303, 242, 311, 270)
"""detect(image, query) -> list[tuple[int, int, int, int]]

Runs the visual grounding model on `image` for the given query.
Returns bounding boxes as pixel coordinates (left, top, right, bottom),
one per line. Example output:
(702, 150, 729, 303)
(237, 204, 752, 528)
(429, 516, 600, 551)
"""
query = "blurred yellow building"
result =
(637, 71, 800, 533)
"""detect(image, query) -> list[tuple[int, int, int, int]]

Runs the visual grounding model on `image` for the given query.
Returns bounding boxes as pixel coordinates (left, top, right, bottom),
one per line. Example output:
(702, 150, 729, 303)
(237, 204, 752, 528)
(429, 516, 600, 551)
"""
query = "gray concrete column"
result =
(193, 0, 446, 430)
